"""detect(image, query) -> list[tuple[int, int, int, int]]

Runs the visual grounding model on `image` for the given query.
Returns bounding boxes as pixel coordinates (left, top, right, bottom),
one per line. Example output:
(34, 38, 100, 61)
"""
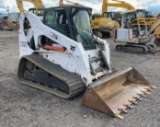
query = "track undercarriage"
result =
(18, 54, 85, 99)
(116, 43, 157, 54)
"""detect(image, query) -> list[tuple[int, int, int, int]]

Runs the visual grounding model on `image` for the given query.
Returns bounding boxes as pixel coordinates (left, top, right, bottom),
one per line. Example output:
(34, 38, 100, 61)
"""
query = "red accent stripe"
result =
(128, 29, 130, 40)
(44, 45, 65, 52)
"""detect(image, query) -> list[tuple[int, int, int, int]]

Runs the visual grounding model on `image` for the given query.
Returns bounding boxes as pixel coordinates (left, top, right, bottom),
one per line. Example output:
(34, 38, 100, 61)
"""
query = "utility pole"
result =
(7, 6, 9, 15)
(6, 6, 10, 21)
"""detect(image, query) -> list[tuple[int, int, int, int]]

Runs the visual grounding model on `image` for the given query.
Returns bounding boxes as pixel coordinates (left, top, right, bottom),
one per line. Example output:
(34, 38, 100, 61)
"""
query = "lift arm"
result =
(16, 0, 44, 14)
(102, 0, 135, 14)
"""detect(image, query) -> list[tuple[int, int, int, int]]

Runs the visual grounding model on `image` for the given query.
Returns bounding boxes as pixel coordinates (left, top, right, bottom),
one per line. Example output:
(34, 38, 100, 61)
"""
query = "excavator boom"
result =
(16, 0, 44, 14)
(148, 14, 160, 35)
(102, 0, 135, 14)
(146, 14, 160, 55)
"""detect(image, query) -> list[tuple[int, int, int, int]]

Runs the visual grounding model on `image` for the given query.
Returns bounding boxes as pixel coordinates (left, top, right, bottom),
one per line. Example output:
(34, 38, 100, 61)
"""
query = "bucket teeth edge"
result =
(115, 114, 124, 120)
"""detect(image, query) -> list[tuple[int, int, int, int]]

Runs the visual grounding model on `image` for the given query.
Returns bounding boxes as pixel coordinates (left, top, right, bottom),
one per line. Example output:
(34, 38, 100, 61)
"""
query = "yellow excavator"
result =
(92, 0, 135, 38)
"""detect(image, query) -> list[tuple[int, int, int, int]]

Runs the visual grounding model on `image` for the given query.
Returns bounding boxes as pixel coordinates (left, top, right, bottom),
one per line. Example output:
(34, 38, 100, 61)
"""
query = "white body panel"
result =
(114, 29, 138, 43)
(8, 13, 20, 22)
(18, 12, 112, 86)
(115, 29, 132, 41)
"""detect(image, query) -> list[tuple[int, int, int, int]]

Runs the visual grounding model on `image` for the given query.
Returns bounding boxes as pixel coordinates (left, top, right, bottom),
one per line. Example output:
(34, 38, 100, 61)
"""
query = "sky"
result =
(0, 0, 159, 15)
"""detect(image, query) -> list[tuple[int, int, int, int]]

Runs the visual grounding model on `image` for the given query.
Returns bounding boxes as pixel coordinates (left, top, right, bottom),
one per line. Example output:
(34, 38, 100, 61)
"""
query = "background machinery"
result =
(114, 9, 159, 53)
(92, 0, 135, 38)
(17, 2, 155, 119)
(148, 14, 160, 46)
(16, 0, 45, 15)
(0, 16, 16, 31)
(16, 0, 80, 15)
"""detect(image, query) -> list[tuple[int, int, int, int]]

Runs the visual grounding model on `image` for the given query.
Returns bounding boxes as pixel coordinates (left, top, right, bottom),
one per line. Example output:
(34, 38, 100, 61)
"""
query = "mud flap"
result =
(82, 67, 155, 119)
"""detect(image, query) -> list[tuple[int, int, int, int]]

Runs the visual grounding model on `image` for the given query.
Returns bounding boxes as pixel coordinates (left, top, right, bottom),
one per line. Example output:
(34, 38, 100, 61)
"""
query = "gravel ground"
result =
(0, 31, 160, 127)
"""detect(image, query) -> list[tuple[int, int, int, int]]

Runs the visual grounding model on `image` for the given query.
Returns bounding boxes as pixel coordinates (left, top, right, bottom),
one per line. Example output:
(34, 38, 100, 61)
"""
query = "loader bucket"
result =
(82, 67, 155, 119)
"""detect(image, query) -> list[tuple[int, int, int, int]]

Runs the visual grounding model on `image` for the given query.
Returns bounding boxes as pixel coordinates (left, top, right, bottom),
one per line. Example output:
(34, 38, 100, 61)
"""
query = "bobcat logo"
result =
(70, 46, 76, 51)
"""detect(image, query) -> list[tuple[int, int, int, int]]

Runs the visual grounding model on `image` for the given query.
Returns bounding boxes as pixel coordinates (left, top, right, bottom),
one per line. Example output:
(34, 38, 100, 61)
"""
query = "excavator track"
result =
(116, 44, 148, 54)
(18, 54, 85, 99)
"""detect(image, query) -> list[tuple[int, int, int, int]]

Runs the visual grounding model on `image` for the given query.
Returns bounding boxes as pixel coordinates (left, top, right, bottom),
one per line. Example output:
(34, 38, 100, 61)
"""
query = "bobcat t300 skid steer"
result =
(17, 6, 155, 119)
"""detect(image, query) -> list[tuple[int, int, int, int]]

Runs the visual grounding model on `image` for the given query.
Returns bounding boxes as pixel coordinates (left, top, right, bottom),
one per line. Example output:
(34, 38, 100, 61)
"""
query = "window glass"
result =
(73, 10, 95, 48)
(45, 10, 58, 30)
(124, 13, 136, 22)
(29, 9, 44, 16)
(45, 10, 70, 37)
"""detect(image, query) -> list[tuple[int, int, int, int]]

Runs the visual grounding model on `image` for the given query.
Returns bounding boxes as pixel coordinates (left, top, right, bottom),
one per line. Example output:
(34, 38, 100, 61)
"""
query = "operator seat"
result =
(124, 19, 132, 28)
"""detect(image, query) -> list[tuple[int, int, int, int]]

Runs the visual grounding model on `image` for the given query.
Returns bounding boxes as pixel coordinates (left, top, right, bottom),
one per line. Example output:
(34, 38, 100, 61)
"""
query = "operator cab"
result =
(103, 12, 122, 25)
(122, 9, 153, 32)
(43, 6, 96, 50)
(28, 8, 44, 16)
(103, 12, 121, 20)
(139, 11, 154, 18)
(123, 9, 154, 26)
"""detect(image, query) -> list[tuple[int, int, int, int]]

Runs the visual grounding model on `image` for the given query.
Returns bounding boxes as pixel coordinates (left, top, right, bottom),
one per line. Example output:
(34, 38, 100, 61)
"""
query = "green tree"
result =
(92, 13, 101, 20)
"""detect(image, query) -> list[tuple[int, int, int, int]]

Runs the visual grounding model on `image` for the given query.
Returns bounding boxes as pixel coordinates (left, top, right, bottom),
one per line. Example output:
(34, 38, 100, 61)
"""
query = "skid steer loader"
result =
(17, 6, 155, 119)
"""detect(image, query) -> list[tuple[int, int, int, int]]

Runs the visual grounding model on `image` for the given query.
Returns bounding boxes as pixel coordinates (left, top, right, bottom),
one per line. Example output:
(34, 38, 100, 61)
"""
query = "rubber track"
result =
(116, 44, 148, 54)
(18, 54, 85, 99)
